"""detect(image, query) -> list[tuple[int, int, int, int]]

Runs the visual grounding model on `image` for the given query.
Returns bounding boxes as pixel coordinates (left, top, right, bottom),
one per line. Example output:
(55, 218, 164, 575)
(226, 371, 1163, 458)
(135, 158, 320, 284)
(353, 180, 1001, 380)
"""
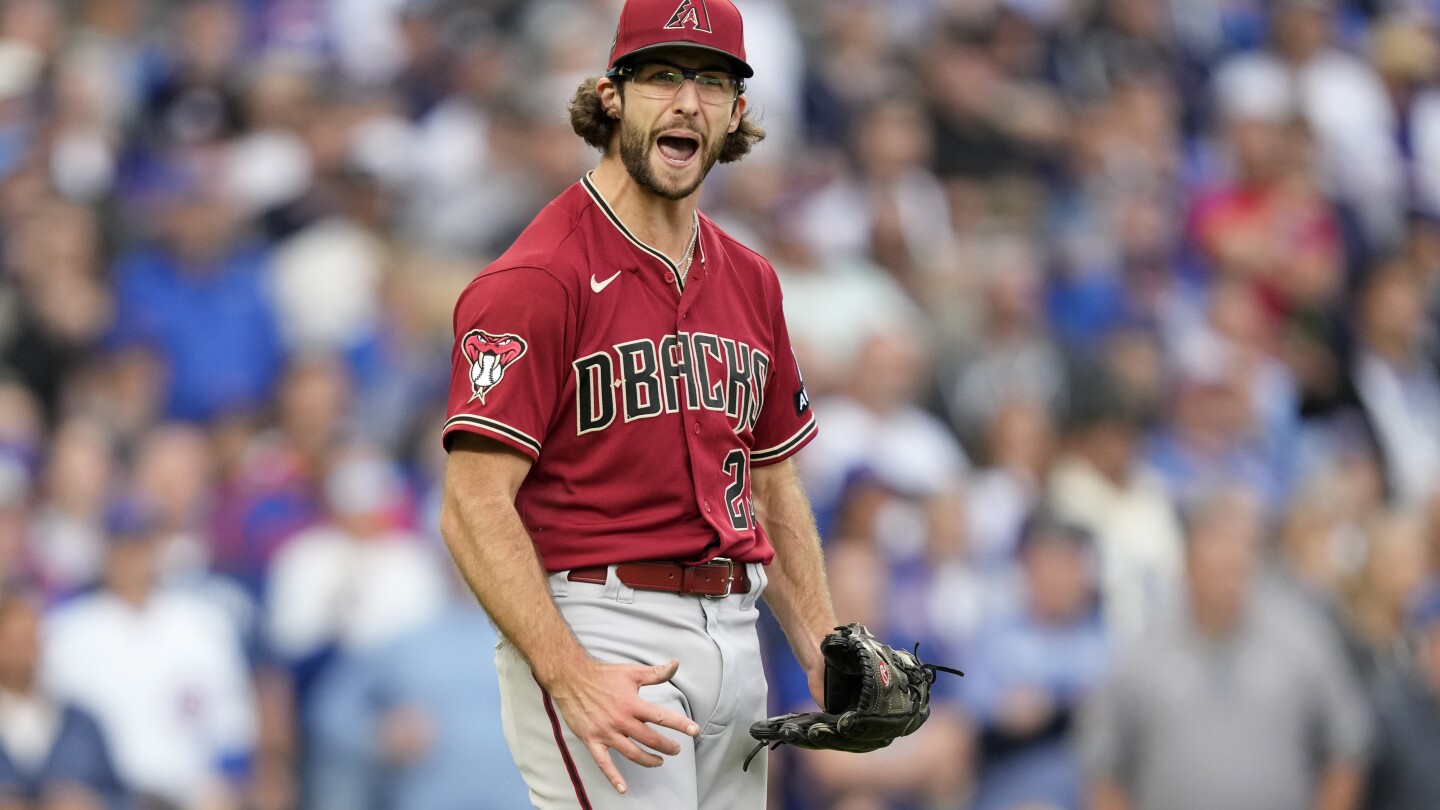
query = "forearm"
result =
(1313, 762, 1363, 810)
(753, 460, 836, 672)
(440, 456, 588, 690)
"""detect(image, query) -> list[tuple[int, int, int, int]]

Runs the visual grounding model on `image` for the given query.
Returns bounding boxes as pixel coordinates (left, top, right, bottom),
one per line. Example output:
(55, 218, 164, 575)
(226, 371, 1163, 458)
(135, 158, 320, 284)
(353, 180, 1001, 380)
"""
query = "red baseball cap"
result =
(608, 0, 753, 79)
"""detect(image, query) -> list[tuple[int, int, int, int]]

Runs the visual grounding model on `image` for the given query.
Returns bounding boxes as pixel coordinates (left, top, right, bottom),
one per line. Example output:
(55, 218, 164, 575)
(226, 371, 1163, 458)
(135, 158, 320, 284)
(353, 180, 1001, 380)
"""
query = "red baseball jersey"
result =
(443, 174, 817, 572)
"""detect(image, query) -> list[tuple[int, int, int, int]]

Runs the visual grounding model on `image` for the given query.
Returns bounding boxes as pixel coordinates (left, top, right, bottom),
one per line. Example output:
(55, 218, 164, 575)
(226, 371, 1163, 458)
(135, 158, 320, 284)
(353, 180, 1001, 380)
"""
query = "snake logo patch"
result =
(462, 330, 528, 404)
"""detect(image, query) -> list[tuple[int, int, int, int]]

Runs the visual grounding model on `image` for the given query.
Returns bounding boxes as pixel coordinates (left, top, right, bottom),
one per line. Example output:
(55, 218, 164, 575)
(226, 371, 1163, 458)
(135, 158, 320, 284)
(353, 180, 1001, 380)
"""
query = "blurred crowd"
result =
(0, 0, 1438, 808)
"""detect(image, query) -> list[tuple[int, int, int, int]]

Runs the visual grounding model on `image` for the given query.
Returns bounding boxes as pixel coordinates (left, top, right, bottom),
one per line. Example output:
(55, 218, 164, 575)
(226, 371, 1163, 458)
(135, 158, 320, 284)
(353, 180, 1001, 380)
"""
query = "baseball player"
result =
(438, 0, 837, 807)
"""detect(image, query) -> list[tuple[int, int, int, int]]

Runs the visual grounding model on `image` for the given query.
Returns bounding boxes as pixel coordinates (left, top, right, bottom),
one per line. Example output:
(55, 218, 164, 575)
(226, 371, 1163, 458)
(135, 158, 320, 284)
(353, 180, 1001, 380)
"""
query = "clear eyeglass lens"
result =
(632, 65, 736, 103)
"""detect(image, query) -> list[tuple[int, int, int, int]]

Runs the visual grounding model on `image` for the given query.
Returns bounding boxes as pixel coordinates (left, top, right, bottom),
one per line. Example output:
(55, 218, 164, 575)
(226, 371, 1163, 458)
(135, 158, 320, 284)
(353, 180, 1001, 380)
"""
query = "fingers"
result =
(647, 705, 701, 738)
(587, 732, 670, 796)
(638, 658, 680, 686)
(612, 735, 664, 768)
(624, 718, 684, 756)
(586, 742, 628, 795)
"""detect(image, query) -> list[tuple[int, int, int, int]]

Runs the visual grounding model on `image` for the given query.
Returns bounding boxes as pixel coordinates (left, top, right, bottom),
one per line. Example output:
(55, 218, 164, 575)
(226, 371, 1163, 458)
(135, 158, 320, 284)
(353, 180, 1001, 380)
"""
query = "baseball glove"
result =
(742, 623, 962, 770)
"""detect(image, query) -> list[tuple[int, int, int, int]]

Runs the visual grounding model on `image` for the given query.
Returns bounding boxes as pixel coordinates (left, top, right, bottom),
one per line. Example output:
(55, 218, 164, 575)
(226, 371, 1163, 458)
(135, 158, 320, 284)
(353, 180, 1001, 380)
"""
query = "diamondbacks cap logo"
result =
(461, 329, 527, 404)
(665, 0, 712, 32)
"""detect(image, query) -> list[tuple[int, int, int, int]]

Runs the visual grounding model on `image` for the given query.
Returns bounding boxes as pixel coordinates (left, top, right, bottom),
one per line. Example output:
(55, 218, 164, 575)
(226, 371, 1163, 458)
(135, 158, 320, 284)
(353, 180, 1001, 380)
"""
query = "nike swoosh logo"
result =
(590, 271, 622, 293)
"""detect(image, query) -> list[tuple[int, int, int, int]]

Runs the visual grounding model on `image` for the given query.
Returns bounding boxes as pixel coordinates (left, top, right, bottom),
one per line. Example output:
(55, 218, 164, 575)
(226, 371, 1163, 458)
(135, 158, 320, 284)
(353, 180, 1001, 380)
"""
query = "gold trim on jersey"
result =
(443, 414, 543, 457)
(751, 417, 818, 464)
(581, 172, 699, 295)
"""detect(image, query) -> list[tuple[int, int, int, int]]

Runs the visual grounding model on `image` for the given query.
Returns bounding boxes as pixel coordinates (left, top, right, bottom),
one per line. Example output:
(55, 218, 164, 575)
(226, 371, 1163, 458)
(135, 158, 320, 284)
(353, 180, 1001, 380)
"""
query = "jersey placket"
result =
(582, 174, 739, 542)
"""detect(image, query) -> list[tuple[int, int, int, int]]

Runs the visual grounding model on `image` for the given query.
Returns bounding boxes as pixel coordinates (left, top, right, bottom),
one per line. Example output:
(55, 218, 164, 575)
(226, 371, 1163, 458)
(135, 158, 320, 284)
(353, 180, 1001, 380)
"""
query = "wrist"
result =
(797, 630, 829, 673)
(531, 647, 594, 694)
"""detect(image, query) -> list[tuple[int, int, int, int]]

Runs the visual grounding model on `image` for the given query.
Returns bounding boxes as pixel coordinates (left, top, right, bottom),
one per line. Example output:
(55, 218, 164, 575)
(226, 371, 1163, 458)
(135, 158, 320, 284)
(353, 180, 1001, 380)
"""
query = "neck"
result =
(1192, 601, 1243, 639)
(589, 159, 699, 262)
(1366, 337, 1413, 367)
(0, 673, 34, 696)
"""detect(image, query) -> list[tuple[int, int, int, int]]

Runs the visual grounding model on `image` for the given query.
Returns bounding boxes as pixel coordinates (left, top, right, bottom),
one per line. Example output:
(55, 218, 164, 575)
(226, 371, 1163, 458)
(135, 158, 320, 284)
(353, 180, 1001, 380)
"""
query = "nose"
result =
(671, 78, 702, 115)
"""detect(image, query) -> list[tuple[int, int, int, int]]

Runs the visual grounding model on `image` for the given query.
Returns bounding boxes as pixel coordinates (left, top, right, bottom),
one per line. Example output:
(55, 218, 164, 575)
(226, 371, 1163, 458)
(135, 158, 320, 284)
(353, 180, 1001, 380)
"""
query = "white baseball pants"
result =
(496, 564, 770, 809)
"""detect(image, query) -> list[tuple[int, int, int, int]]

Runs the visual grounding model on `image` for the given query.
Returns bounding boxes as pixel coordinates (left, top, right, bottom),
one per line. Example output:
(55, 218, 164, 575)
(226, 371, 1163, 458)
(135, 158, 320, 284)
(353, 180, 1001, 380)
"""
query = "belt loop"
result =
(603, 565, 633, 603)
(549, 570, 572, 599)
(739, 563, 765, 610)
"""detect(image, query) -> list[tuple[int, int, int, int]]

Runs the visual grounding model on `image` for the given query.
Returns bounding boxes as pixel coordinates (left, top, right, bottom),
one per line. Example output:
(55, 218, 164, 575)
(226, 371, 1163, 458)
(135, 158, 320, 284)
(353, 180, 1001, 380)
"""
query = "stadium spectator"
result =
(305, 581, 530, 810)
(1210, 0, 1402, 250)
(960, 518, 1109, 810)
(1190, 70, 1345, 329)
(26, 419, 114, 599)
(1366, 593, 1440, 810)
(965, 398, 1054, 570)
(797, 323, 968, 557)
(796, 97, 952, 290)
(1047, 369, 1184, 639)
(107, 154, 284, 424)
(1347, 261, 1440, 507)
(264, 445, 445, 679)
(1146, 337, 1288, 512)
(0, 591, 126, 809)
(941, 232, 1067, 446)
(1079, 488, 1370, 810)
(43, 498, 257, 809)
(210, 357, 350, 594)
(1335, 510, 1430, 684)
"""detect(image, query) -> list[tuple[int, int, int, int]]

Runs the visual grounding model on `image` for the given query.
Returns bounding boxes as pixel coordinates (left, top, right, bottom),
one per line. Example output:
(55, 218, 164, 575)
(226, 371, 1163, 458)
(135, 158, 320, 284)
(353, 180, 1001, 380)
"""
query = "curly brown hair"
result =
(567, 76, 765, 164)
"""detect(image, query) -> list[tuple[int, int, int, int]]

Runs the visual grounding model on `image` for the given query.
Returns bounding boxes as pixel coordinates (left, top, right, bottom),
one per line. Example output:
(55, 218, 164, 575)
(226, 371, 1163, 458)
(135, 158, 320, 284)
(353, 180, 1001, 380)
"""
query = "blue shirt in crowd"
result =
(307, 604, 531, 810)
(960, 608, 1110, 810)
(109, 243, 283, 423)
(0, 703, 129, 809)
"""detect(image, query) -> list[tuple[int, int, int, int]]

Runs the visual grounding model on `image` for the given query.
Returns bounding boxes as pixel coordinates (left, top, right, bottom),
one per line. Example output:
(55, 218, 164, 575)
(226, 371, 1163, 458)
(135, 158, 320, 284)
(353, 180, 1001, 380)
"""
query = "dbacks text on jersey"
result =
(574, 331, 769, 436)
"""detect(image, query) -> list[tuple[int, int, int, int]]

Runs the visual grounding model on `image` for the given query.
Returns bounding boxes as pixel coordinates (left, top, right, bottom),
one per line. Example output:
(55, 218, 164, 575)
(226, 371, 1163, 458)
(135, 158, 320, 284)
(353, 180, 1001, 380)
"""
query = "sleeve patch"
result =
(461, 330, 528, 404)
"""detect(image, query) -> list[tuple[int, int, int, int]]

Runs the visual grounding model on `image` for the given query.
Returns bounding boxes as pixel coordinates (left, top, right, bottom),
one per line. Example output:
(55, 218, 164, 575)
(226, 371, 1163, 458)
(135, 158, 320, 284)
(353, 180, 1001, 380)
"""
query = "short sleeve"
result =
(443, 268, 572, 460)
(751, 299, 817, 466)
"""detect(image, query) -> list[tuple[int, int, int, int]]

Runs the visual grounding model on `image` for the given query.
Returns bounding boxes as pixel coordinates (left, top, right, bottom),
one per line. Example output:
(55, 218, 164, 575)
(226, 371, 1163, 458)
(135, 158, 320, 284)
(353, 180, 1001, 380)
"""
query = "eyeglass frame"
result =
(604, 62, 746, 104)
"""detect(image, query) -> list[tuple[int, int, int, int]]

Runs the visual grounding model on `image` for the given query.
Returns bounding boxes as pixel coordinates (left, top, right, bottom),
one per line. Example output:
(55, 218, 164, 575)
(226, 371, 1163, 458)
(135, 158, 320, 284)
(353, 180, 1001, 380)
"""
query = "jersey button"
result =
(693, 422, 701, 435)
(703, 501, 712, 513)
(664, 272, 676, 283)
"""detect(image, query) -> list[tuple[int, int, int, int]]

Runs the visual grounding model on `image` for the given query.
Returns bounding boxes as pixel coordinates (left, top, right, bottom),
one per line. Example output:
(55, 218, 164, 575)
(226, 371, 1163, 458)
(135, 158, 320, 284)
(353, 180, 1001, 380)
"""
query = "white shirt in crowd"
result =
(1047, 456, 1186, 640)
(42, 589, 257, 806)
(265, 526, 447, 660)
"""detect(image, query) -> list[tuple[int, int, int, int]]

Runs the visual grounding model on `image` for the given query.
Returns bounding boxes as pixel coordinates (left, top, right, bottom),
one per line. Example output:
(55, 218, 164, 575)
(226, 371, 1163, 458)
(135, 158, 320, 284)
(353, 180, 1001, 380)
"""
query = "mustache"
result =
(652, 123, 706, 142)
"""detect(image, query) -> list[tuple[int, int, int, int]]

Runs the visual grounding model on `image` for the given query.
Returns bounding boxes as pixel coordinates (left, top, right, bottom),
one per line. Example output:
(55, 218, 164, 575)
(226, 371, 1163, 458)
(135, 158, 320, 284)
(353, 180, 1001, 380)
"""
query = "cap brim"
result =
(615, 42, 753, 78)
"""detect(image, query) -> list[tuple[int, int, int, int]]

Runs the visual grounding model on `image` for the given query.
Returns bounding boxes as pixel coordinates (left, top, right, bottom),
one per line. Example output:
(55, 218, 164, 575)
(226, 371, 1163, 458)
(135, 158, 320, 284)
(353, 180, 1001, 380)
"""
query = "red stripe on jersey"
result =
(541, 685, 593, 809)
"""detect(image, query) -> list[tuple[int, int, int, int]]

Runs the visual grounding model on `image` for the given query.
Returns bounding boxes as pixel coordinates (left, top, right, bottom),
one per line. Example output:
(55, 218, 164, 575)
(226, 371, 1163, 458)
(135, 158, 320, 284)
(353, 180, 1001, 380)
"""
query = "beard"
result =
(618, 114, 726, 201)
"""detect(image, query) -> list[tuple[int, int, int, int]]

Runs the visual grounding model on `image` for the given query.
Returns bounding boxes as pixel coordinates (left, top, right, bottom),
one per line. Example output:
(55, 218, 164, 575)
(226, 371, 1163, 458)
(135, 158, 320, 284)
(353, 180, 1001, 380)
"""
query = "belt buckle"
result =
(704, 557, 734, 599)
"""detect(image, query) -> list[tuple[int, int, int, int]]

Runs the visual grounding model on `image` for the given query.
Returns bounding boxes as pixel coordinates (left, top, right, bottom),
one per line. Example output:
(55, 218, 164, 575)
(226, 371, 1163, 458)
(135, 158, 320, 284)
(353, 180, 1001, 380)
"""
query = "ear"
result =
(597, 76, 622, 119)
(728, 94, 747, 134)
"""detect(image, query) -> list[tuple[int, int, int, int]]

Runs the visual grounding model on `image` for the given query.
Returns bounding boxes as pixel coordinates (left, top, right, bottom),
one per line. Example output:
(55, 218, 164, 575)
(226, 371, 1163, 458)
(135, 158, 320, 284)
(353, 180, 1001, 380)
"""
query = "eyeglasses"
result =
(607, 62, 743, 105)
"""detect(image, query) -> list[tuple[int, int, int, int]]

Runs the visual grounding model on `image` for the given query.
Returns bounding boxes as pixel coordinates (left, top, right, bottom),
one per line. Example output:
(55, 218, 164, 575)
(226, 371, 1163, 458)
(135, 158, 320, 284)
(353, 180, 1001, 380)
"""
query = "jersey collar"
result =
(582, 172, 704, 283)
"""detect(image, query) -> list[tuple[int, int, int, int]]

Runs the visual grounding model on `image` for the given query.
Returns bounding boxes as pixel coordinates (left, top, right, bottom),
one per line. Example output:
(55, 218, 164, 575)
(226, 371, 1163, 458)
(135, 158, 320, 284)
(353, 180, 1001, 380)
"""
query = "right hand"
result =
(546, 658, 700, 795)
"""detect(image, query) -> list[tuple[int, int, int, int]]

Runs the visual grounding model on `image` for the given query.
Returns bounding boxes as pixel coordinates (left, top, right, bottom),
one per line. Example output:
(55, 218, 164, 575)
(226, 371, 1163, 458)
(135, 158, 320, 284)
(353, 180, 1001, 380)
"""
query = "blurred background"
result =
(0, 0, 1438, 808)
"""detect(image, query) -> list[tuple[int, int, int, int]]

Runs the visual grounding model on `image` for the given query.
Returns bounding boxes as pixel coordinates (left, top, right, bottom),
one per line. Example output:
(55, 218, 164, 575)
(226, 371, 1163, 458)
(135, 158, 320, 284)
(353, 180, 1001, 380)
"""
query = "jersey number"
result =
(722, 449, 756, 530)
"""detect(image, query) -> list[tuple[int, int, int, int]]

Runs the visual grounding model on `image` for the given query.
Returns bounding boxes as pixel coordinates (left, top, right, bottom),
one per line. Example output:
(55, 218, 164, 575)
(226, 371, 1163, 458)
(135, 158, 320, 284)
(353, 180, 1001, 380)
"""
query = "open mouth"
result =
(656, 133, 701, 168)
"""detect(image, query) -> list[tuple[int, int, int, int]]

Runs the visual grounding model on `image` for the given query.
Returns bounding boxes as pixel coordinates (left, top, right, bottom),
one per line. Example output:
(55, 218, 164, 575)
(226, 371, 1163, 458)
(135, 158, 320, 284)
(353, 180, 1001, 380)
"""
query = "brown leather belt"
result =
(567, 559, 751, 597)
